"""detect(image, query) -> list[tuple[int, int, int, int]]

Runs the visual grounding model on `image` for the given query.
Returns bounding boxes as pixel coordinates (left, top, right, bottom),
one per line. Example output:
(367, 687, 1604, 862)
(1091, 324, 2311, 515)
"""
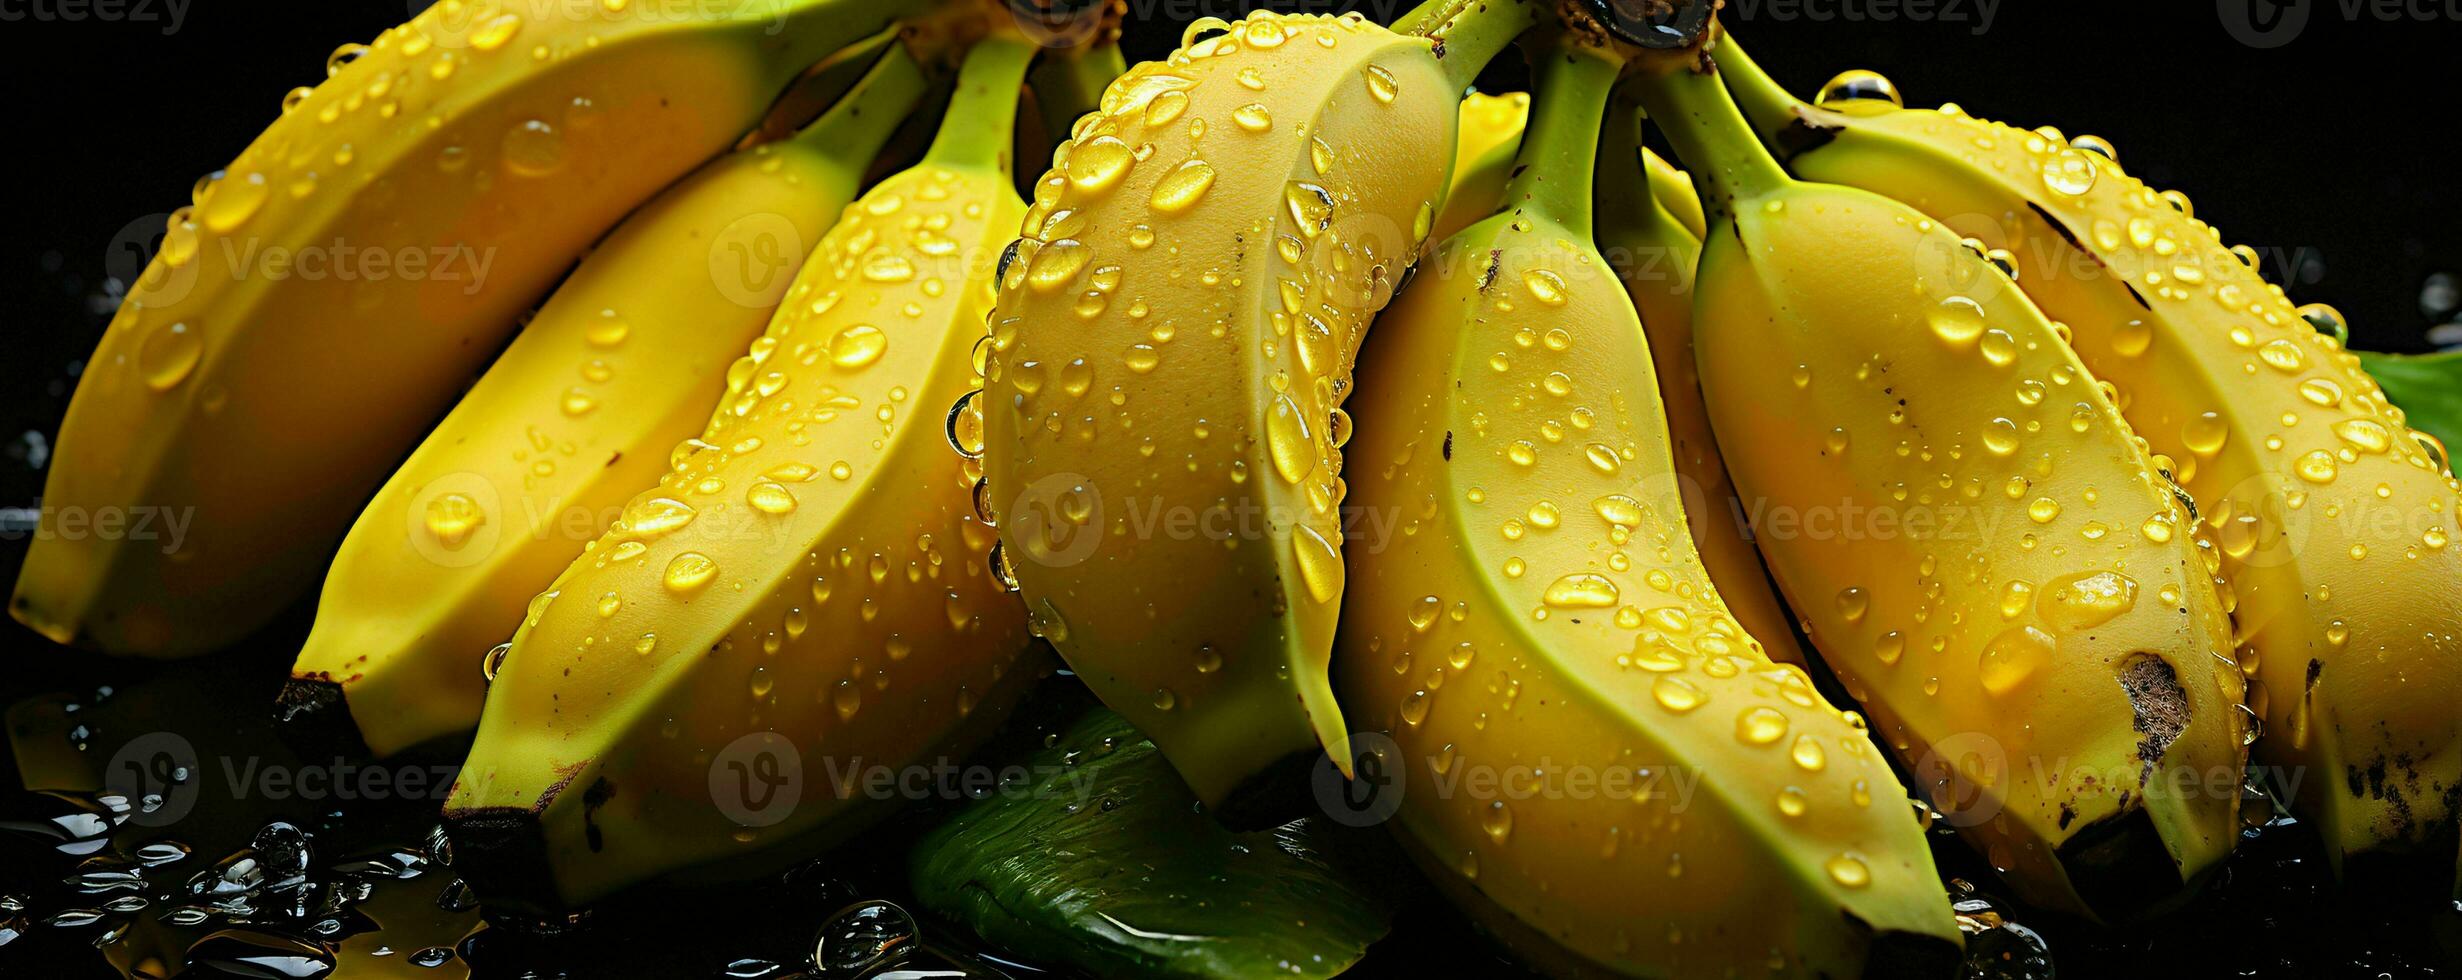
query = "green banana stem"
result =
(1398, 0, 1540, 94)
(1596, 86, 1696, 253)
(1631, 49, 1792, 216)
(789, 39, 929, 160)
(1030, 39, 1125, 145)
(1502, 40, 1623, 236)
(924, 34, 1037, 176)
(1705, 35, 1810, 152)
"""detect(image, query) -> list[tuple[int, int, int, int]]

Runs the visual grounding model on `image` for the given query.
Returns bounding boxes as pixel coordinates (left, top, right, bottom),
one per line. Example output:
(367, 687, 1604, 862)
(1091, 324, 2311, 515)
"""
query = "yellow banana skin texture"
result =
(1719, 44, 2462, 880)
(440, 38, 1041, 912)
(13, 0, 905, 657)
(281, 46, 929, 759)
(1430, 91, 1529, 243)
(1594, 100, 1798, 663)
(1340, 42, 1956, 977)
(1642, 50, 2248, 919)
(976, 11, 1454, 819)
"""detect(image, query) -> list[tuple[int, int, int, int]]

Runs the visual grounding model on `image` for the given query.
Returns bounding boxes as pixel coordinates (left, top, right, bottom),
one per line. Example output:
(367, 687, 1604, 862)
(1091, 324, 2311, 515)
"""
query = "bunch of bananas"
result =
(15, 0, 2458, 974)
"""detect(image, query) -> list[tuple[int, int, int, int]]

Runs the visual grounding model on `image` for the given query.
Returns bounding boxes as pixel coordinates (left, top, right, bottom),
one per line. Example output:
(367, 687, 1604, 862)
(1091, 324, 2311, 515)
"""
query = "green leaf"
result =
(2355, 349, 2462, 465)
(909, 709, 1395, 979)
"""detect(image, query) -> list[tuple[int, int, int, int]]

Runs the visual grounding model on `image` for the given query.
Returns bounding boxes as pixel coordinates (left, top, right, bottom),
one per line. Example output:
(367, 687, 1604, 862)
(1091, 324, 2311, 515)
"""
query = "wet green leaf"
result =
(909, 710, 1393, 979)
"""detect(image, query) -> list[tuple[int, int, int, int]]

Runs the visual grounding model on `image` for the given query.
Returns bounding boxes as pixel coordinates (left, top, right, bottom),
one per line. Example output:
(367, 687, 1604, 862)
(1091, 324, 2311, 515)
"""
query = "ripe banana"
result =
(970, 2, 1536, 823)
(439, 35, 1042, 912)
(1715, 38, 2462, 884)
(1429, 91, 1530, 243)
(1340, 38, 1957, 976)
(1637, 38, 2250, 919)
(14, 0, 915, 656)
(1594, 89, 1799, 662)
(278, 40, 932, 759)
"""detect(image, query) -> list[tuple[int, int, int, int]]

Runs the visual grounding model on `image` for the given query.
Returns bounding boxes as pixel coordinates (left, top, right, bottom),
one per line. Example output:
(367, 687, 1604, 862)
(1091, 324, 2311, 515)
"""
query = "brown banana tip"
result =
(441, 807, 574, 921)
(270, 677, 373, 760)
(2057, 805, 2193, 922)
(1581, 0, 1717, 50)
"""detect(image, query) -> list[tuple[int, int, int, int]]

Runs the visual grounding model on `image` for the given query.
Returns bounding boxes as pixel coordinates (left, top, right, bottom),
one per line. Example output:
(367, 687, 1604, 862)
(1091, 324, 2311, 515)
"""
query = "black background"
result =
(0, 1, 2457, 977)
(4, 0, 2460, 520)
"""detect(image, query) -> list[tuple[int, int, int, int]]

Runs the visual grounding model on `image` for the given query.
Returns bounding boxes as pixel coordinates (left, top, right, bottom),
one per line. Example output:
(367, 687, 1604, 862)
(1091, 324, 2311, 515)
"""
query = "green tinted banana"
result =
(1717, 38, 2462, 884)
(1595, 90, 1799, 662)
(439, 35, 1041, 912)
(970, 3, 1535, 823)
(279, 40, 930, 759)
(1429, 90, 1529, 242)
(1637, 36, 2249, 919)
(1340, 37, 1958, 976)
(15, 0, 921, 656)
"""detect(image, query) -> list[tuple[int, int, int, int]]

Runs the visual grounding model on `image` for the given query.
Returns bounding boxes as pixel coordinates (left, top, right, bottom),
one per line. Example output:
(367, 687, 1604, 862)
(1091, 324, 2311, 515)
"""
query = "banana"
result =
(277, 40, 932, 759)
(1594, 90, 1799, 662)
(13, 0, 917, 657)
(438, 34, 1042, 913)
(1635, 35, 2251, 919)
(1429, 91, 1531, 243)
(968, 2, 1539, 825)
(1715, 39, 2462, 884)
(1339, 37, 1957, 976)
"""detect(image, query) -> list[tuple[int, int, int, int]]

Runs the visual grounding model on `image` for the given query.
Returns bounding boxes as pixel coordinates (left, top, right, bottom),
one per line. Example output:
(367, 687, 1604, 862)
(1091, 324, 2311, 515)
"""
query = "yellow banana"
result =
(970, 3, 1536, 823)
(1637, 36, 2249, 919)
(1340, 37, 1958, 976)
(439, 35, 1042, 913)
(1716, 40, 2462, 885)
(277, 40, 932, 759)
(1429, 91, 1530, 242)
(14, 0, 915, 657)
(1595, 90, 1799, 662)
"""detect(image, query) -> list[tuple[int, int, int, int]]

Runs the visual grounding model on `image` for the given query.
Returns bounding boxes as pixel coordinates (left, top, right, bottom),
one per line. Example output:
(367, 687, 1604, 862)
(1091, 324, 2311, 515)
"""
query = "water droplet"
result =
(1292, 523, 1343, 603)
(1362, 64, 1398, 103)
(1266, 391, 1317, 483)
(1652, 676, 1705, 713)
(1815, 69, 1900, 109)
(502, 119, 565, 177)
(1737, 706, 1788, 745)
(829, 324, 888, 369)
(1931, 295, 1986, 345)
(1066, 136, 1135, 195)
(1978, 625, 2055, 694)
(1543, 573, 1620, 608)
(2039, 570, 2137, 631)
(664, 552, 718, 596)
(1149, 160, 1216, 214)
(1825, 853, 1872, 889)
(1523, 269, 1568, 306)
(2294, 450, 2338, 484)
(139, 321, 203, 391)
(747, 481, 797, 515)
